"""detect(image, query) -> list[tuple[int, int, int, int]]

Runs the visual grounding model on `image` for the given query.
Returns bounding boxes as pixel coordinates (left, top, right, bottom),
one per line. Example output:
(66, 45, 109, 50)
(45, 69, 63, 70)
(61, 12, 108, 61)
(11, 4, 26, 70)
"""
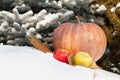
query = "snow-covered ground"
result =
(0, 45, 120, 80)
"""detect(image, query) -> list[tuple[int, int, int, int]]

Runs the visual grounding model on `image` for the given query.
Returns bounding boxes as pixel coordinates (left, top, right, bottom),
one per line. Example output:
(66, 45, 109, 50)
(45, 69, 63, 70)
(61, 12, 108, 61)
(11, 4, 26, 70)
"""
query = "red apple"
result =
(53, 49, 70, 63)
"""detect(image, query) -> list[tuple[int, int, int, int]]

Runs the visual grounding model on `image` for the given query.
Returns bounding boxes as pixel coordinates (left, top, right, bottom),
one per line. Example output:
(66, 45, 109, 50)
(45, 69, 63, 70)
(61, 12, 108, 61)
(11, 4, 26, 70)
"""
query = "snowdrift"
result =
(0, 45, 119, 80)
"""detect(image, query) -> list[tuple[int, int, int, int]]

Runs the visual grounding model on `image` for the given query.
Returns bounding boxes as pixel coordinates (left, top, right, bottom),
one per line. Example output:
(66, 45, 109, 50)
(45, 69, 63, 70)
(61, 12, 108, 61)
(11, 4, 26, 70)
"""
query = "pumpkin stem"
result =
(75, 16, 80, 24)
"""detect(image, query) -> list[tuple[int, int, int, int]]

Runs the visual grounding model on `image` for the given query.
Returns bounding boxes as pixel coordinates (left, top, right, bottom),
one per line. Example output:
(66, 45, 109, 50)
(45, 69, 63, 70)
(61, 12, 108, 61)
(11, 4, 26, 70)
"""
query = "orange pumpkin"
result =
(52, 16, 107, 63)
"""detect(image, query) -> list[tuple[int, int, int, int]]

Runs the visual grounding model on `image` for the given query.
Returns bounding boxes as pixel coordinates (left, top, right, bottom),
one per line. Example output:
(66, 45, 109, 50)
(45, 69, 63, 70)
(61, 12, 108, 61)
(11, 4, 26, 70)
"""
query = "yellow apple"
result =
(74, 51, 93, 67)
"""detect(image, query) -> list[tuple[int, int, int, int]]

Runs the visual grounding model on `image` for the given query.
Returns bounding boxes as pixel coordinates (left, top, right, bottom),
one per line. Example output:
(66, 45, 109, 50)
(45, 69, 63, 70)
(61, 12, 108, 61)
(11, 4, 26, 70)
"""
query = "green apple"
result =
(74, 51, 93, 67)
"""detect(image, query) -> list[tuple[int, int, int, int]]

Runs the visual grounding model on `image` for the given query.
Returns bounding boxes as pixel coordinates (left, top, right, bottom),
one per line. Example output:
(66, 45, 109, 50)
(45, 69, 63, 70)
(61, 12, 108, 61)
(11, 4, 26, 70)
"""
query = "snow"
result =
(0, 45, 120, 80)
(110, 7, 116, 12)
(95, 69, 120, 80)
(28, 27, 36, 33)
(111, 68, 120, 73)
(35, 33, 42, 39)
(0, 21, 8, 31)
(110, 2, 120, 12)
(96, 5, 107, 12)
(116, 2, 120, 8)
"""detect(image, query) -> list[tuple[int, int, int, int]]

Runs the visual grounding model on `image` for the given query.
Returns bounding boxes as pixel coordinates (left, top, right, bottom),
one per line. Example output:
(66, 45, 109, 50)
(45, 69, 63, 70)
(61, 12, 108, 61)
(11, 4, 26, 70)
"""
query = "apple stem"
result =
(75, 16, 80, 24)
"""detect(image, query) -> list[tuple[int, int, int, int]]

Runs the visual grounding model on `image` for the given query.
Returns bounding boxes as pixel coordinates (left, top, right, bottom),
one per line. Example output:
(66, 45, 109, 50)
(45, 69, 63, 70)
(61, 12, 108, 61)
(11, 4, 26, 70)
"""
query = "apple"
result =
(74, 51, 93, 67)
(53, 49, 70, 63)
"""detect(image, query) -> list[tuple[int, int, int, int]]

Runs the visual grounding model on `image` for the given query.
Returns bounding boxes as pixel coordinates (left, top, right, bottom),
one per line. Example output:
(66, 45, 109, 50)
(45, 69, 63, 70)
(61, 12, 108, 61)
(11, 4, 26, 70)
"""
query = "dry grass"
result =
(96, 0, 120, 75)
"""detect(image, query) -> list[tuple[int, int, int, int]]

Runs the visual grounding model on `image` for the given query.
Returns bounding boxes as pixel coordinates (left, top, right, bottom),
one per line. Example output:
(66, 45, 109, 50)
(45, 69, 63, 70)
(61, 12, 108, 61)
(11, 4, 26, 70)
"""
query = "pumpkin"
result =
(52, 16, 107, 65)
